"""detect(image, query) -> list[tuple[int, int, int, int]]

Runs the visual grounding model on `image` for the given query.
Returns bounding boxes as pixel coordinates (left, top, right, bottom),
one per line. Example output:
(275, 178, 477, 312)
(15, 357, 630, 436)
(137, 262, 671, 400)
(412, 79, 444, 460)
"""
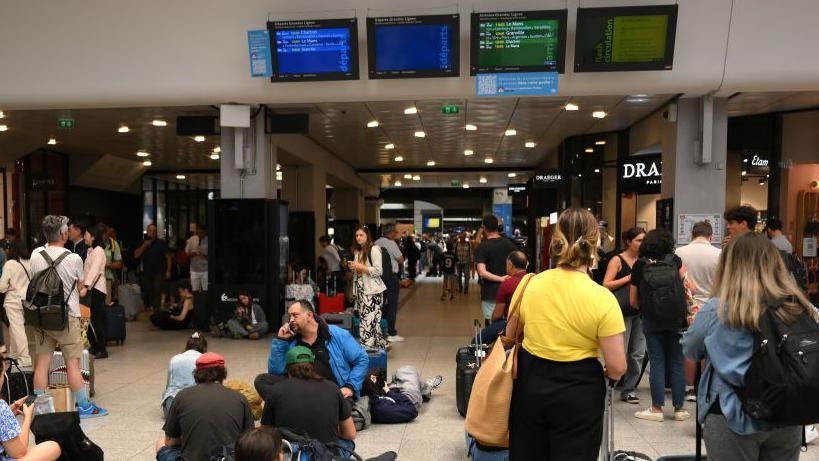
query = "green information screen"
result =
(574, 5, 677, 72)
(471, 10, 567, 75)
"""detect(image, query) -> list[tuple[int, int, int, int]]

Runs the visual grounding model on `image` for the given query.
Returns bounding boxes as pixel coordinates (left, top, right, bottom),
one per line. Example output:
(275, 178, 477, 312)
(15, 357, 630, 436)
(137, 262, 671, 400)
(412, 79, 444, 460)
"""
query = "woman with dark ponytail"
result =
(507, 208, 626, 460)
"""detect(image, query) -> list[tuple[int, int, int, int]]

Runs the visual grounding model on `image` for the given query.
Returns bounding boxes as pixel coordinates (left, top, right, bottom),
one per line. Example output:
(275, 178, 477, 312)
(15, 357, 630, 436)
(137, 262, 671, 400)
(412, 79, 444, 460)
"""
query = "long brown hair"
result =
(351, 226, 374, 265)
(713, 232, 816, 330)
(550, 208, 600, 270)
(286, 362, 325, 381)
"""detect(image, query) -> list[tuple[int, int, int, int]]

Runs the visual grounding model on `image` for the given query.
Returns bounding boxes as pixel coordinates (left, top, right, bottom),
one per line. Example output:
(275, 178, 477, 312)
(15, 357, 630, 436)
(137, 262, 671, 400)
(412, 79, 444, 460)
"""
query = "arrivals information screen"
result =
(471, 10, 567, 75)
(267, 18, 359, 81)
(574, 5, 677, 72)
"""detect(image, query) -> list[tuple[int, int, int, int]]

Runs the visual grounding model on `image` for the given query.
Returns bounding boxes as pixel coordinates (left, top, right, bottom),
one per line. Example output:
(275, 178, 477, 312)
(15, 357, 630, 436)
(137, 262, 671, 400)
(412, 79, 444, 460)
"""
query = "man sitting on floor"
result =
(256, 300, 369, 401)
(156, 352, 254, 461)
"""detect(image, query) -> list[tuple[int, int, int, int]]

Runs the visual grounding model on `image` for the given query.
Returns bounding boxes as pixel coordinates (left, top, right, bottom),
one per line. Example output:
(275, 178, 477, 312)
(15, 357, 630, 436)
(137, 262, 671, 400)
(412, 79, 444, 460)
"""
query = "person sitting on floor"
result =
(159, 331, 207, 419)
(155, 352, 253, 461)
(150, 283, 193, 330)
(227, 292, 269, 340)
(255, 300, 368, 401)
(361, 365, 444, 424)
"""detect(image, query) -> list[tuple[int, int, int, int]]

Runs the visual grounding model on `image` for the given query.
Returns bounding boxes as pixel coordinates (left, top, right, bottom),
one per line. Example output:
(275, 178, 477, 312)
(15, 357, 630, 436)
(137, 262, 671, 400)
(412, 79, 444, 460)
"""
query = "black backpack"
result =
(638, 255, 687, 330)
(368, 245, 394, 283)
(24, 250, 75, 331)
(739, 304, 819, 426)
(780, 250, 808, 294)
(31, 411, 104, 461)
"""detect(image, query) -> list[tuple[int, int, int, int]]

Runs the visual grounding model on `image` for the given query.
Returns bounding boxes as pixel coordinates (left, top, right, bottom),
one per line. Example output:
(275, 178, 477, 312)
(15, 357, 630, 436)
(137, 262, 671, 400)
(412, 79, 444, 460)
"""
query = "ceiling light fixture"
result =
(213, 146, 221, 153)
(595, 140, 606, 145)
(47, 138, 57, 145)
(136, 150, 150, 157)
(464, 149, 474, 156)
(462, 183, 470, 189)
(394, 156, 404, 162)
(479, 177, 487, 184)
(118, 126, 130, 133)
(176, 175, 186, 180)
(594, 168, 601, 173)
(0, 125, 8, 132)
(427, 160, 436, 166)
(193, 135, 206, 142)
(152, 120, 168, 127)
(565, 103, 579, 111)
(276, 163, 282, 171)
(484, 158, 494, 164)
(505, 129, 517, 136)
(742, 171, 747, 176)
(465, 124, 477, 131)
(592, 111, 607, 119)
(525, 142, 536, 148)
(385, 143, 395, 150)
(412, 175, 421, 181)
(578, 173, 583, 177)
(404, 174, 412, 179)
(395, 180, 402, 187)
(367, 120, 379, 128)
(508, 172, 516, 178)
(0, 111, 4, 119)
(210, 153, 220, 160)
(142, 160, 152, 166)
(585, 148, 594, 153)
(414, 131, 426, 138)
(404, 107, 418, 115)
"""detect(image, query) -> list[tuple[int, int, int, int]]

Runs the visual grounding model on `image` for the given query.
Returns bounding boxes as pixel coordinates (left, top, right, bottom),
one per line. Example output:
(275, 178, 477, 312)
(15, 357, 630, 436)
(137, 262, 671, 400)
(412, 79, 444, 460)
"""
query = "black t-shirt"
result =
(630, 255, 683, 287)
(441, 252, 457, 275)
(164, 383, 254, 461)
(141, 238, 168, 274)
(475, 237, 518, 301)
(297, 326, 335, 383)
(261, 378, 352, 443)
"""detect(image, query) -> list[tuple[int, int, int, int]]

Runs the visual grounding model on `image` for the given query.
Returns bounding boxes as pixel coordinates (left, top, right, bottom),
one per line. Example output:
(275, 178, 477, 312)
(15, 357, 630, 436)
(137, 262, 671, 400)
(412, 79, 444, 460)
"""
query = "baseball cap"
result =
(286, 346, 315, 365)
(195, 352, 225, 370)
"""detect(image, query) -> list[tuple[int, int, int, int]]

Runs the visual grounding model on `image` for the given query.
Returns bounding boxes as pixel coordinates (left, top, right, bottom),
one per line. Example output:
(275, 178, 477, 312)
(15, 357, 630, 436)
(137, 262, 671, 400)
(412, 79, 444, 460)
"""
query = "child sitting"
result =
(226, 292, 269, 340)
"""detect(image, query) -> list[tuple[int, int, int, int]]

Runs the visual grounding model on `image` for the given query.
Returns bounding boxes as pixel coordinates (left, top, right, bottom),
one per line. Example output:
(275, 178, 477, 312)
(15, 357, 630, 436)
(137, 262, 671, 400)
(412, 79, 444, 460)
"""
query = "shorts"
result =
(190, 271, 208, 291)
(481, 300, 495, 320)
(156, 445, 183, 461)
(32, 316, 84, 360)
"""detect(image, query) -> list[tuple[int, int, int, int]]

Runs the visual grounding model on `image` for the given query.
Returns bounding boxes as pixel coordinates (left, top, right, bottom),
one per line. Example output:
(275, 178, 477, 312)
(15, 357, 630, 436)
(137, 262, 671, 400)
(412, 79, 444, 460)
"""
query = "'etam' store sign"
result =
(620, 154, 662, 194)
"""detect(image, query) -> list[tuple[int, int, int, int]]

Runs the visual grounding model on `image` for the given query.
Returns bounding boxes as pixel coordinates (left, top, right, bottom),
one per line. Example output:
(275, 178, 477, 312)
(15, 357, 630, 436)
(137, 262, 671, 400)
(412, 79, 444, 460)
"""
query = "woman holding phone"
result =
(348, 226, 387, 349)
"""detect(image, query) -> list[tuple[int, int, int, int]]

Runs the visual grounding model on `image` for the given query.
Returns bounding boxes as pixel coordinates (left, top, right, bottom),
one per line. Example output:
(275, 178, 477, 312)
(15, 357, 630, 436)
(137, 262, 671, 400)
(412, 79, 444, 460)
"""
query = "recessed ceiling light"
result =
(404, 107, 418, 115)
(585, 148, 594, 153)
(47, 138, 57, 145)
(505, 129, 517, 136)
(213, 146, 221, 153)
(465, 124, 477, 131)
(414, 131, 426, 138)
(276, 163, 282, 171)
(484, 158, 494, 164)
(595, 140, 606, 145)
(385, 143, 395, 150)
(176, 175, 186, 180)
(565, 103, 579, 111)
(479, 177, 487, 184)
(0, 125, 9, 132)
(592, 111, 607, 119)
(0, 111, 4, 119)
(136, 150, 150, 157)
(142, 160, 152, 166)
(118, 126, 130, 133)
(412, 175, 421, 181)
(427, 160, 436, 166)
(464, 149, 474, 156)
(210, 154, 220, 160)
(394, 180, 402, 187)
(578, 173, 583, 177)
(394, 156, 404, 162)
(508, 172, 516, 178)
(193, 135, 206, 142)
(152, 120, 168, 127)
(594, 168, 600, 173)
(404, 174, 412, 179)
(742, 171, 747, 176)
(367, 120, 379, 128)
(462, 183, 470, 189)
(525, 142, 536, 148)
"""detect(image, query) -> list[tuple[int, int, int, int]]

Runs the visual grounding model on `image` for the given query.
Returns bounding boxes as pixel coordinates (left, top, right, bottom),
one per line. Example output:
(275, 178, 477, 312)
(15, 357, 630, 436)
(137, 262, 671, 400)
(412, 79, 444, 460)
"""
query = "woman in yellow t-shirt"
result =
(507, 208, 626, 461)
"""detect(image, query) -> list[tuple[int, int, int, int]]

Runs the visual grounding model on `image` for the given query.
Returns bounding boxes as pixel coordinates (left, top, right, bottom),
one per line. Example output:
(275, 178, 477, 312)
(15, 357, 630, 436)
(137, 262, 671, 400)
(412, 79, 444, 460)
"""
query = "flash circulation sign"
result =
(620, 155, 662, 194)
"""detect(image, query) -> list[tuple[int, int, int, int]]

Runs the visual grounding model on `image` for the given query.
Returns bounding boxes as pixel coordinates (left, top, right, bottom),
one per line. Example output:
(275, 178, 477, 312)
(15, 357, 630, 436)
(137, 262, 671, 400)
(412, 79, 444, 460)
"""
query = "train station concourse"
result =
(1, 1, 819, 460)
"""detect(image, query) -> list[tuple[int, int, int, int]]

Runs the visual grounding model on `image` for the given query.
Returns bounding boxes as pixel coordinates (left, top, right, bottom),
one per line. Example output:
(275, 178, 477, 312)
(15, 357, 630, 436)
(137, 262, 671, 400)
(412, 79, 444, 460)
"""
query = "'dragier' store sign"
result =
(620, 155, 662, 194)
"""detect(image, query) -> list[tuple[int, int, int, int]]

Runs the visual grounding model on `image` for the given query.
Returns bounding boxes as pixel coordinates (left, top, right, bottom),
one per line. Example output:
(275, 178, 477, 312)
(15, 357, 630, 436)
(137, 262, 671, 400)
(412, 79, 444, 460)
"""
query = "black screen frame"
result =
(367, 14, 461, 80)
(574, 5, 678, 73)
(470, 9, 567, 75)
(267, 18, 359, 82)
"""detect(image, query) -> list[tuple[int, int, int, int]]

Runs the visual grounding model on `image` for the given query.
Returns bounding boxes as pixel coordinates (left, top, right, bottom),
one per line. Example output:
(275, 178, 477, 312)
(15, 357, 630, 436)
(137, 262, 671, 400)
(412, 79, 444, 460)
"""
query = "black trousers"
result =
(510, 349, 605, 461)
(87, 288, 107, 354)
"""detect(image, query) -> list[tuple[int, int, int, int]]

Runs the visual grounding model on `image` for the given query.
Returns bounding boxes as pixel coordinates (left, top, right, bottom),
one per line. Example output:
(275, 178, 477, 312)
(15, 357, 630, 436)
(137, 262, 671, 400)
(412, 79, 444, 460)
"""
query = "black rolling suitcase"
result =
(105, 304, 127, 345)
(456, 320, 486, 417)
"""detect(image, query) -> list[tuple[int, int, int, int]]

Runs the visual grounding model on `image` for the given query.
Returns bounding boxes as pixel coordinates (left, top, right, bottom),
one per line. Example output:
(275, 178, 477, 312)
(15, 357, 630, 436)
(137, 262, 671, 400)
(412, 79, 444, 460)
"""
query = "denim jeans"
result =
(643, 329, 686, 408)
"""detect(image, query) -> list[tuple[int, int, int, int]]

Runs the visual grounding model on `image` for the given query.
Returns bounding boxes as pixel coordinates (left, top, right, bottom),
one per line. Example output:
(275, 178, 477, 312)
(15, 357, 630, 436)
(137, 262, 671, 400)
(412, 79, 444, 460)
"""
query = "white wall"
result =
(4, 0, 819, 109)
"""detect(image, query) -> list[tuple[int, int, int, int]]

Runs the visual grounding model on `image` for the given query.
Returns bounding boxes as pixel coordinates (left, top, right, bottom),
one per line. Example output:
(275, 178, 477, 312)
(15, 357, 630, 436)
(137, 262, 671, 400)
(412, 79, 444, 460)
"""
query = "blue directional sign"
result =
(248, 30, 273, 78)
(476, 71, 558, 97)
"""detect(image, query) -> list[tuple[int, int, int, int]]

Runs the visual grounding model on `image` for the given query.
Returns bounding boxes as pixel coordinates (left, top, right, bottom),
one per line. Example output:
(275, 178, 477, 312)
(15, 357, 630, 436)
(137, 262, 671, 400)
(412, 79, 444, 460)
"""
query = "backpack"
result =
(368, 245, 394, 283)
(638, 255, 687, 330)
(780, 250, 808, 294)
(31, 411, 104, 461)
(24, 250, 75, 331)
(739, 304, 819, 426)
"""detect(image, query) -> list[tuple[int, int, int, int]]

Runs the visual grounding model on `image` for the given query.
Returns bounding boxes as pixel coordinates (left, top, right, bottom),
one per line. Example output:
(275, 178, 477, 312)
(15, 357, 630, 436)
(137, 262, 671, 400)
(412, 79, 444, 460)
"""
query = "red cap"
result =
(195, 352, 225, 370)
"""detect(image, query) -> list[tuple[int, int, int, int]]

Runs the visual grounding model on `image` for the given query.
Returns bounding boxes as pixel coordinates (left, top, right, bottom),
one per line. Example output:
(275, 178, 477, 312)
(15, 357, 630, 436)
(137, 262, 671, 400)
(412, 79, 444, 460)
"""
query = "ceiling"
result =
(727, 91, 819, 117)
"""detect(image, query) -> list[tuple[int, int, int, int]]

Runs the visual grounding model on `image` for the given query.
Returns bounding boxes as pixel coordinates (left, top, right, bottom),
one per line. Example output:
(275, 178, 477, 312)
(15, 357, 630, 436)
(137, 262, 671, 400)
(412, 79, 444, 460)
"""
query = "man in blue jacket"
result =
(256, 300, 368, 400)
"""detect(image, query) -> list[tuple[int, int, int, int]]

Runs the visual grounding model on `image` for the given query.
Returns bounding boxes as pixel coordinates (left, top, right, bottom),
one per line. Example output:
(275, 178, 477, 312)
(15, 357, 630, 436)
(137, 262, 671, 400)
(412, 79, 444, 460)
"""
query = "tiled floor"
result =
(79, 275, 819, 460)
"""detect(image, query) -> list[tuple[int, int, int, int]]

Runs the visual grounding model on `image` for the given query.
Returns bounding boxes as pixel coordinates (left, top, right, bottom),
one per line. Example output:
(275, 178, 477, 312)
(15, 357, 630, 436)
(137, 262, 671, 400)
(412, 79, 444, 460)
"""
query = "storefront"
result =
(618, 152, 662, 232)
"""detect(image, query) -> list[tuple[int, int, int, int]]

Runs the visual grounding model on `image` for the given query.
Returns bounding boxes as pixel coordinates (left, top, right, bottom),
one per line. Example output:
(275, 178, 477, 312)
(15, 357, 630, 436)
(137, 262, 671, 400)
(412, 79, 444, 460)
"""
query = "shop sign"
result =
(508, 184, 527, 195)
(620, 155, 662, 194)
(29, 174, 57, 190)
(743, 151, 771, 175)
(804, 237, 817, 258)
(532, 169, 562, 189)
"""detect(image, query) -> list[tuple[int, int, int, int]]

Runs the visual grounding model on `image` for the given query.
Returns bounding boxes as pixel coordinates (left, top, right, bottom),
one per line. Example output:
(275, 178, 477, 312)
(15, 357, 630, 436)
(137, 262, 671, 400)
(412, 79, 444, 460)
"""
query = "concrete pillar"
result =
(333, 188, 364, 224)
(280, 163, 326, 261)
(220, 112, 276, 199)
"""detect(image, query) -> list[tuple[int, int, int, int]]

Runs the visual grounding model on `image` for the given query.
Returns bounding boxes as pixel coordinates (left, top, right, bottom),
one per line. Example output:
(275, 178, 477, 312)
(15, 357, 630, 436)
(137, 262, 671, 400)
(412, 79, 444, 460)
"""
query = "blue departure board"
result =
(367, 14, 460, 79)
(267, 18, 359, 81)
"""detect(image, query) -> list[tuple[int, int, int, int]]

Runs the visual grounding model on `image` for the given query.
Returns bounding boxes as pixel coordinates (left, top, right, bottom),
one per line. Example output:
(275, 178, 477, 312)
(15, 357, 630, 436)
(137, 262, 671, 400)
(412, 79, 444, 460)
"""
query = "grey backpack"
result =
(24, 250, 74, 331)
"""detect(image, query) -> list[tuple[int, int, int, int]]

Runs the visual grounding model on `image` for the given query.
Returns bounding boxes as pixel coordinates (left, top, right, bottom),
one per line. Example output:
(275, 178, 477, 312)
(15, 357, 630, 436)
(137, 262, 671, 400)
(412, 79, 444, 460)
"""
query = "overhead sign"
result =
(532, 169, 562, 189)
(476, 71, 558, 97)
(620, 154, 662, 193)
(57, 118, 74, 129)
(247, 30, 273, 78)
(441, 105, 460, 115)
(676, 213, 723, 245)
(508, 184, 527, 195)
(743, 151, 771, 175)
(29, 174, 57, 190)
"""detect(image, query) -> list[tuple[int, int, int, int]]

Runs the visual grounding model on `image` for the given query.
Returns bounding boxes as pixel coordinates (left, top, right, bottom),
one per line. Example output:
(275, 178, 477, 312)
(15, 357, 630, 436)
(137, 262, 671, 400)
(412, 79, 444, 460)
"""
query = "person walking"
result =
(602, 227, 646, 404)
(682, 232, 814, 461)
(508, 208, 626, 461)
(348, 227, 387, 350)
(454, 232, 472, 294)
(0, 240, 32, 368)
(630, 228, 690, 422)
(82, 227, 108, 360)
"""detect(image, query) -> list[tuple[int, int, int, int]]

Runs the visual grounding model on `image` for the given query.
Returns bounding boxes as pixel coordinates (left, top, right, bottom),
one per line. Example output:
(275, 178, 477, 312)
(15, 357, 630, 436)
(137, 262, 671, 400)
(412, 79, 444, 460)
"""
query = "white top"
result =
(675, 239, 722, 304)
(375, 237, 402, 273)
(770, 234, 793, 253)
(30, 246, 84, 318)
(185, 235, 208, 273)
(83, 246, 107, 294)
(0, 259, 30, 308)
(353, 245, 387, 296)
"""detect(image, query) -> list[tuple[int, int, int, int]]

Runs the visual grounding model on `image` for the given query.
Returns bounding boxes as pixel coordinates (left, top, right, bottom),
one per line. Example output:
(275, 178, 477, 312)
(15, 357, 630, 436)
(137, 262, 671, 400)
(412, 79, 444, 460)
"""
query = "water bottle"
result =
(33, 394, 55, 415)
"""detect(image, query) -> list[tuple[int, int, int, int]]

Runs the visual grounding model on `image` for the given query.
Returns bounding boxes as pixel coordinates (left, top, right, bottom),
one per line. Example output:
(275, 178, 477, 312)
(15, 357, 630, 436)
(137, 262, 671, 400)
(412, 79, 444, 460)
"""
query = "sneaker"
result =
(426, 375, 444, 391)
(673, 409, 692, 421)
(634, 408, 664, 422)
(78, 401, 109, 419)
(685, 389, 697, 402)
(806, 425, 818, 445)
(387, 335, 405, 343)
(621, 392, 640, 404)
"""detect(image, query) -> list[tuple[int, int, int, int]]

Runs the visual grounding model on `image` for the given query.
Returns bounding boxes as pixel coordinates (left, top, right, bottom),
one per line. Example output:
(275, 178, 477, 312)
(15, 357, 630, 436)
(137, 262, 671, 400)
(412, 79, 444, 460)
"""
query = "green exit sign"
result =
(450, 180, 460, 187)
(441, 105, 460, 115)
(57, 118, 74, 129)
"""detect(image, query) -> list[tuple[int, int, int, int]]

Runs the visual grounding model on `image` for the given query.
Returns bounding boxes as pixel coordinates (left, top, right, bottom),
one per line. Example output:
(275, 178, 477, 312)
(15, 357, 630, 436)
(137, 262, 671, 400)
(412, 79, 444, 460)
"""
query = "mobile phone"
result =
(24, 395, 36, 406)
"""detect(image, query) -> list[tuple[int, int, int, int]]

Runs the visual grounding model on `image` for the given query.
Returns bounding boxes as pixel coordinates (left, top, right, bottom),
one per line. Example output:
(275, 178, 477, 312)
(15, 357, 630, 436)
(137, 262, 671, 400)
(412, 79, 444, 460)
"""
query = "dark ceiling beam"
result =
(357, 166, 537, 174)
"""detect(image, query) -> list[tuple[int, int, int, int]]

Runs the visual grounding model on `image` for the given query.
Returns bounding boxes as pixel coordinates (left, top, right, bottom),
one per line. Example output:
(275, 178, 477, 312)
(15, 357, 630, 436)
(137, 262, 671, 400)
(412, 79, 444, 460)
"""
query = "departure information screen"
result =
(471, 10, 567, 75)
(267, 18, 359, 81)
(574, 5, 677, 72)
(367, 14, 460, 79)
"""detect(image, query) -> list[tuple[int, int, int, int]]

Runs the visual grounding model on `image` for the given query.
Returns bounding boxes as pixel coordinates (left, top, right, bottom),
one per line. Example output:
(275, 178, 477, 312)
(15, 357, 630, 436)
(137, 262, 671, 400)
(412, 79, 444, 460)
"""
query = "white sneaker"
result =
(387, 335, 405, 343)
(806, 425, 818, 445)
